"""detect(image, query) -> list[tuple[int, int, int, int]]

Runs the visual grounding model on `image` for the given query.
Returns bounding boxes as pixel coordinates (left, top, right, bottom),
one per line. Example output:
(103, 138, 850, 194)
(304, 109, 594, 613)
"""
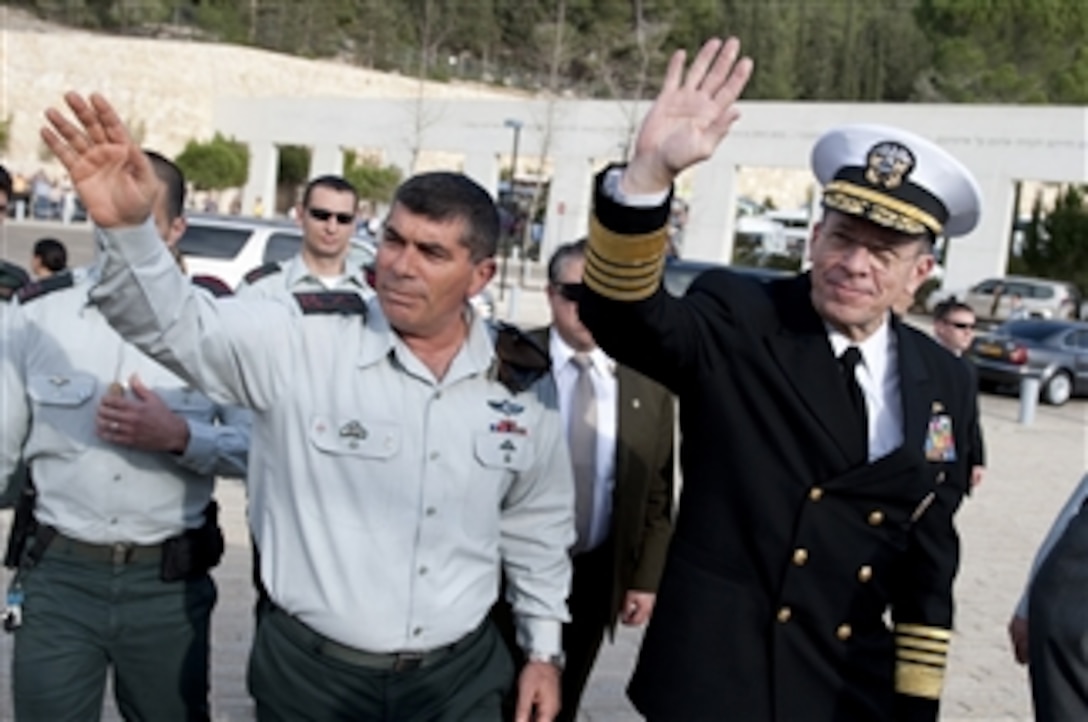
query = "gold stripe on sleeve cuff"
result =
(895, 661, 945, 700)
(895, 623, 953, 642)
(896, 636, 949, 654)
(584, 217, 668, 301)
(897, 649, 946, 667)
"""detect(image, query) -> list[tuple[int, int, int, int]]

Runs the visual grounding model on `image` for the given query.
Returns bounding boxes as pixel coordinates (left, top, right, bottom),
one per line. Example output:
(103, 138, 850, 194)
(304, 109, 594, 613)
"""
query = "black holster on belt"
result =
(160, 500, 225, 582)
(4, 479, 41, 570)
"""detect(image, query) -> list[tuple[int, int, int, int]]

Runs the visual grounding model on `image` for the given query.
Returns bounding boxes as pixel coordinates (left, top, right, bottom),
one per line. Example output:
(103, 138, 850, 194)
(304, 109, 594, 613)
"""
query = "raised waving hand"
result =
(41, 92, 158, 229)
(623, 37, 754, 195)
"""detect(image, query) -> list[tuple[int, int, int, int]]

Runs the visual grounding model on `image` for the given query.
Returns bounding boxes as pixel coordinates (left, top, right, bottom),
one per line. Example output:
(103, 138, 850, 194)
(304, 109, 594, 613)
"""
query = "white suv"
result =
(177, 213, 374, 289)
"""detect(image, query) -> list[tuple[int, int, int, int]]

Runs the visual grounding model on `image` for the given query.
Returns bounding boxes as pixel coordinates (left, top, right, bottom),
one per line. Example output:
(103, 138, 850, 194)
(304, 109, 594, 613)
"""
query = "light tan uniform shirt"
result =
(91, 220, 574, 656)
(0, 266, 250, 544)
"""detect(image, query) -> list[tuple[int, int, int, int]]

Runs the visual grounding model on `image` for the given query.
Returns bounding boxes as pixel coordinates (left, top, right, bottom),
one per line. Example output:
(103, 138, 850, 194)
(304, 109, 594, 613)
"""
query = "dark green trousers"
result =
(248, 608, 514, 722)
(13, 545, 217, 721)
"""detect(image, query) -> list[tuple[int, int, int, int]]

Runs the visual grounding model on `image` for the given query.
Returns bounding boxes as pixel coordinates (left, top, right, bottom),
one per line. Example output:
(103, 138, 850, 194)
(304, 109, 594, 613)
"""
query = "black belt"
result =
(270, 605, 485, 672)
(48, 531, 163, 566)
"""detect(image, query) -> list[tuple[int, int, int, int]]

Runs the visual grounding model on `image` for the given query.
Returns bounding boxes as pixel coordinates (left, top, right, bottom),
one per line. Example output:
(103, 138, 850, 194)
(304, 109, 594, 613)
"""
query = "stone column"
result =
(242, 142, 279, 218)
(684, 157, 737, 263)
(942, 174, 1015, 293)
(462, 153, 501, 199)
(310, 144, 344, 179)
(540, 154, 593, 267)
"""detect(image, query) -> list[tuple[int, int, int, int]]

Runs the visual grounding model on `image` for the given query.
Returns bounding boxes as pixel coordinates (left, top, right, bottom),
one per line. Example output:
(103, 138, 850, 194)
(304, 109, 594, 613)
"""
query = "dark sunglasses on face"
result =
(308, 207, 355, 225)
(555, 282, 585, 302)
(944, 320, 975, 330)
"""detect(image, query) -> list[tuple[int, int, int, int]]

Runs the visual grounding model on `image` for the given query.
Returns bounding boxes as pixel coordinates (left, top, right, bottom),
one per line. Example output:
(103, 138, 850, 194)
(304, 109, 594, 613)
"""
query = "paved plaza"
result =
(0, 236, 1084, 719)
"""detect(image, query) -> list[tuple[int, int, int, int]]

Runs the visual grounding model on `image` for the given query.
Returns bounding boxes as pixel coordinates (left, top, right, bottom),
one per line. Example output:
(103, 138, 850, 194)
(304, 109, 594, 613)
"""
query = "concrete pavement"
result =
(0, 270, 1084, 721)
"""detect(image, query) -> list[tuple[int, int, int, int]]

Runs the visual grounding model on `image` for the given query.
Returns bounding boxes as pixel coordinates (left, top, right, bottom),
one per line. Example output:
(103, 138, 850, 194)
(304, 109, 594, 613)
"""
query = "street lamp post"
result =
(499, 118, 523, 301)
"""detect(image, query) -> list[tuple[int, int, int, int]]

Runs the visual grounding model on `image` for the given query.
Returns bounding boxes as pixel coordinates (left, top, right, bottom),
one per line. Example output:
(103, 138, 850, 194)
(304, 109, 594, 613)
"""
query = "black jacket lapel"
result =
(893, 317, 933, 459)
(764, 275, 859, 467)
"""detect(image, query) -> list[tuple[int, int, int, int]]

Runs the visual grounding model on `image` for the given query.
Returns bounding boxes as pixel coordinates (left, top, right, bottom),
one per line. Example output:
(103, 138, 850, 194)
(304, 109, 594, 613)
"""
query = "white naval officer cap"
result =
(811, 124, 982, 239)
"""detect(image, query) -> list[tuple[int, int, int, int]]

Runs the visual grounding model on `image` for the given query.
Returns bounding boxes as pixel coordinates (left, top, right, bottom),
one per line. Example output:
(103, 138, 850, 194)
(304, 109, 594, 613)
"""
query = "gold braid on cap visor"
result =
(584, 217, 668, 301)
(823, 180, 943, 237)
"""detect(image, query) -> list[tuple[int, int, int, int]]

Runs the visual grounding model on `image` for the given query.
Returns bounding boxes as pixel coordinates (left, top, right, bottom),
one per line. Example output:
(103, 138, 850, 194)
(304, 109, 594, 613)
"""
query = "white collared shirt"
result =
(549, 331, 618, 552)
(827, 318, 904, 461)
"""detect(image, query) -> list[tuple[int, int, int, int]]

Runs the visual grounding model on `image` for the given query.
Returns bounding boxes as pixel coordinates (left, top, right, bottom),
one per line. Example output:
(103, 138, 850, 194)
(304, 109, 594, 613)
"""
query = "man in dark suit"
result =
(534, 239, 675, 722)
(933, 299, 986, 490)
(494, 239, 675, 721)
(578, 37, 982, 722)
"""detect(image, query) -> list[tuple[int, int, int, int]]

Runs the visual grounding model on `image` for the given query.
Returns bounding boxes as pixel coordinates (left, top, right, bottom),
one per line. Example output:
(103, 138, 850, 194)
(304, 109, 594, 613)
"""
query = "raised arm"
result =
(580, 38, 754, 389)
(621, 37, 753, 196)
(41, 92, 290, 410)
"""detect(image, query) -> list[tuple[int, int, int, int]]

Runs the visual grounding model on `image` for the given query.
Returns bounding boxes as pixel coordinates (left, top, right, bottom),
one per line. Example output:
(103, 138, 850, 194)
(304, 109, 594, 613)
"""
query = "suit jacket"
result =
(579, 181, 976, 722)
(530, 328, 675, 631)
(961, 357, 986, 469)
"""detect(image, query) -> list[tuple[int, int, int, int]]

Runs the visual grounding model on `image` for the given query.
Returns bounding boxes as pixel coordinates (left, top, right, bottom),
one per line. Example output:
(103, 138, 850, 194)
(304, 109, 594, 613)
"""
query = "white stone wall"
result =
(0, 11, 522, 176)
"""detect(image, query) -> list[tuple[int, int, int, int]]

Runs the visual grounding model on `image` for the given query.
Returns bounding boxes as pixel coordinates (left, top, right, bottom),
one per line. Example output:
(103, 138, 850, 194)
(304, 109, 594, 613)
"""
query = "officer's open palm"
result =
(41, 92, 157, 229)
(624, 37, 754, 195)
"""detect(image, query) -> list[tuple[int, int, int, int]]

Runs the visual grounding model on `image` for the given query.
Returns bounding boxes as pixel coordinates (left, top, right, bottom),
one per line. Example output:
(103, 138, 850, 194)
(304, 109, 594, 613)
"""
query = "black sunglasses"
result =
(555, 282, 585, 302)
(308, 207, 355, 225)
(945, 320, 976, 330)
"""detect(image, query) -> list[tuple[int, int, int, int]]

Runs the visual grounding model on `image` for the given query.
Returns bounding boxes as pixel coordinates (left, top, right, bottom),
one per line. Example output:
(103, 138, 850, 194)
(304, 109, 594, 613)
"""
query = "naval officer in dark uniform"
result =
(578, 37, 982, 722)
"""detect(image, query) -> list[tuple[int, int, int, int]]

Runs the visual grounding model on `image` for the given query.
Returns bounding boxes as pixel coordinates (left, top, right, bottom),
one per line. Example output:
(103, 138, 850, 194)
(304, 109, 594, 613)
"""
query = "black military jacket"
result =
(579, 178, 975, 722)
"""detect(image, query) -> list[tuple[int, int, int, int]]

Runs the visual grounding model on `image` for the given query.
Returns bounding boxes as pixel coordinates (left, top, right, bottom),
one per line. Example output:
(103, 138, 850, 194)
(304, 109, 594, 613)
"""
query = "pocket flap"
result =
(27, 373, 97, 407)
(474, 431, 533, 471)
(309, 416, 400, 458)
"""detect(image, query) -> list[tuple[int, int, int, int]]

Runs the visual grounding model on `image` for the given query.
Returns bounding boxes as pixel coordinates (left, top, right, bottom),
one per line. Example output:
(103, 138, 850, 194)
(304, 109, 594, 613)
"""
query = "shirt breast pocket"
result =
(473, 431, 534, 472)
(25, 372, 98, 456)
(309, 416, 401, 459)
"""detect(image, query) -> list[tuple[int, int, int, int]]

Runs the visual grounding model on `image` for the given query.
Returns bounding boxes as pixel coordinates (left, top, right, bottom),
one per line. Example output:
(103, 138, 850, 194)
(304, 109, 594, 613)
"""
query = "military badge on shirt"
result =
(924, 413, 956, 462)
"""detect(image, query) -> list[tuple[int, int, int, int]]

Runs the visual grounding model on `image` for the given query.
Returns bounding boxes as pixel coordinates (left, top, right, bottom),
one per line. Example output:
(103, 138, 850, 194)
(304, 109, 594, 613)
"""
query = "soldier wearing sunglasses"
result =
(933, 300, 986, 490)
(238, 175, 370, 307)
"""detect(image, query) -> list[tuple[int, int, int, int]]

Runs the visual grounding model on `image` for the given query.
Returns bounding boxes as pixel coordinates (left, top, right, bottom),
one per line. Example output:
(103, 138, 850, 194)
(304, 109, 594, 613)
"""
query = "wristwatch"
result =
(527, 650, 566, 671)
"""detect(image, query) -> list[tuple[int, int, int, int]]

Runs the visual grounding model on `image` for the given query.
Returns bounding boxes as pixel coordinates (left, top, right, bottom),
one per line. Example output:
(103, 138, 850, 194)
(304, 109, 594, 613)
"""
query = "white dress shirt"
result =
(828, 319, 904, 462)
(549, 330, 617, 552)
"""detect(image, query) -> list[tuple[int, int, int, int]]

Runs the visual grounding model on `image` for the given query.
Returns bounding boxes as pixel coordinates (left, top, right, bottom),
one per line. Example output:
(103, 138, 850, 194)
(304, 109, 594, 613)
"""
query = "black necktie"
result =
(839, 346, 869, 458)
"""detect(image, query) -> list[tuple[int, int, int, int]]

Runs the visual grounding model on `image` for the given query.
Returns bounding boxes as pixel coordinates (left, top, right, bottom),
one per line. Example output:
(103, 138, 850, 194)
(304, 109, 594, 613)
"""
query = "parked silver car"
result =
(929, 275, 1081, 323)
(968, 319, 1088, 405)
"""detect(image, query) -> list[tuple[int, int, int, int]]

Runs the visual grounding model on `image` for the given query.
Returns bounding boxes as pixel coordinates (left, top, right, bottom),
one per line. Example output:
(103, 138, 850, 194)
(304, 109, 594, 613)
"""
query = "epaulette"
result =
(191, 274, 234, 298)
(16, 271, 75, 305)
(491, 322, 550, 394)
(293, 291, 367, 316)
(242, 261, 283, 286)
